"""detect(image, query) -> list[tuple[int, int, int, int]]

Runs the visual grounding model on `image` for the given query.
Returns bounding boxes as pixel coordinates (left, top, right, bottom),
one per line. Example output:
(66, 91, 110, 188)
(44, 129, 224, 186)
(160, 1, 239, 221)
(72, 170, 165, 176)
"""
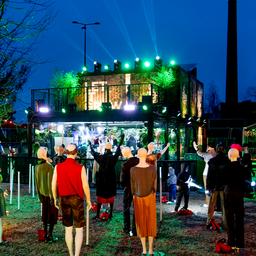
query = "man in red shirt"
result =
(52, 144, 91, 256)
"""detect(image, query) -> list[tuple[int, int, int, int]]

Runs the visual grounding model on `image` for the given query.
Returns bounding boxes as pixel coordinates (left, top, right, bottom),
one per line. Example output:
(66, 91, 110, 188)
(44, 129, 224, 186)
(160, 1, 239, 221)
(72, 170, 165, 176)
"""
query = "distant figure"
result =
(241, 143, 253, 180)
(52, 144, 91, 256)
(120, 147, 139, 236)
(193, 141, 216, 206)
(89, 134, 124, 219)
(35, 147, 58, 242)
(224, 148, 246, 248)
(174, 163, 191, 212)
(167, 167, 177, 203)
(130, 148, 157, 256)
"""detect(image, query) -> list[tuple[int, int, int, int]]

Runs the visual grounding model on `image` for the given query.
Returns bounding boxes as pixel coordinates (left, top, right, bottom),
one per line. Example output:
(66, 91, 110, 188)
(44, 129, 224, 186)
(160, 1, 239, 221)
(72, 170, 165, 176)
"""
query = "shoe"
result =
(203, 204, 208, 208)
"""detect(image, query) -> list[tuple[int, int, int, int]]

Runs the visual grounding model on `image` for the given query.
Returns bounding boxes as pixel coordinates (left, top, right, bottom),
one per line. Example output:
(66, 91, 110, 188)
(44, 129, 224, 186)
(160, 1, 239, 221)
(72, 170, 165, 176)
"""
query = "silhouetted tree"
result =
(245, 86, 256, 101)
(0, 0, 53, 120)
(205, 81, 220, 114)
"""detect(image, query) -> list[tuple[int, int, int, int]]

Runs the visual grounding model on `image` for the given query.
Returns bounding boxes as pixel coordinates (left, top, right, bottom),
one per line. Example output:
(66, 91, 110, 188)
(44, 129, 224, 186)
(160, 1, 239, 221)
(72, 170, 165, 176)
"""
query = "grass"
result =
(1, 188, 256, 256)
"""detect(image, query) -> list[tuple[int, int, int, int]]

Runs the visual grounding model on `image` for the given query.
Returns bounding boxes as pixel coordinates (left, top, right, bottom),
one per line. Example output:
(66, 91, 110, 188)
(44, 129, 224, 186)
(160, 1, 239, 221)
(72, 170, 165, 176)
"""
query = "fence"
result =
(0, 155, 199, 191)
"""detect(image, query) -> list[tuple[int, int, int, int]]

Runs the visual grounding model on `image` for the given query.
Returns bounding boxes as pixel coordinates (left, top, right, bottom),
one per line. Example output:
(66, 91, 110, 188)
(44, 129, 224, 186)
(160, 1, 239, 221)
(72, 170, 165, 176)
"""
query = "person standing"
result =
(167, 166, 177, 203)
(120, 147, 139, 235)
(130, 148, 157, 256)
(174, 163, 190, 212)
(89, 134, 124, 219)
(206, 144, 229, 229)
(193, 141, 216, 207)
(241, 143, 253, 181)
(52, 144, 91, 256)
(35, 147, 58, 242)
(224, 148, 246, 249)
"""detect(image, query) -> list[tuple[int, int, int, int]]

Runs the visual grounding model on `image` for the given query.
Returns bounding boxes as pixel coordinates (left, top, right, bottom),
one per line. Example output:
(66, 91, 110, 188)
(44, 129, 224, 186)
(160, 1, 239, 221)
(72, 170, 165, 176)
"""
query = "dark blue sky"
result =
(15, 0, 256, 121)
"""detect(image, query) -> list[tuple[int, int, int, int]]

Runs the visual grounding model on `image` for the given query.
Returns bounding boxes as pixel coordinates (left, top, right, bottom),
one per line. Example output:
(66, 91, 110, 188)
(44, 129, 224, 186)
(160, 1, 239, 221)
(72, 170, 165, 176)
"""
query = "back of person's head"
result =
(121, 146, 132, 158)
(65, 144, 78, 157)
(216, 143, 225, 153)
(105, 142, 112, 151)
(137, 148, 147, 158)
(147, 142, 154, 151)
(228, 148, 239, 161)
(168, 166, 175, 176)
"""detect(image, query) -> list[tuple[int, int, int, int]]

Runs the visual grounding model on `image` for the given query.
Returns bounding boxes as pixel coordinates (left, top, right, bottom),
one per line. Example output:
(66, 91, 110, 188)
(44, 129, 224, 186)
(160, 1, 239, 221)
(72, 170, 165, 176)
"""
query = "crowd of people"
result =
(0, 134, 254, 255)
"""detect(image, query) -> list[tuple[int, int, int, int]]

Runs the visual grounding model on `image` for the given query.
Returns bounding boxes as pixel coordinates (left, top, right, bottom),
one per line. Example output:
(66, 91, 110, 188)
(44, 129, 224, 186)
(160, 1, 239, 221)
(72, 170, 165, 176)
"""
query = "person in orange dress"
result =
(130, 148, 157, 256)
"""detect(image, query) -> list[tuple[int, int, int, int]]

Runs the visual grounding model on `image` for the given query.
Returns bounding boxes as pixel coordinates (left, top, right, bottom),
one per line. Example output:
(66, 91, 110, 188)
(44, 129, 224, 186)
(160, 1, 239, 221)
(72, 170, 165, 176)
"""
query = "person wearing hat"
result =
(224, 148, 246, 249)
(89, 133, 124, 220)
(206, 144, 229, 229)
(35, 147, 58, 242)
(130, 148, 157, 256)
(120, 146, 139, 236)
(193, 141, 216, 207)
(51, 143, 91, 256)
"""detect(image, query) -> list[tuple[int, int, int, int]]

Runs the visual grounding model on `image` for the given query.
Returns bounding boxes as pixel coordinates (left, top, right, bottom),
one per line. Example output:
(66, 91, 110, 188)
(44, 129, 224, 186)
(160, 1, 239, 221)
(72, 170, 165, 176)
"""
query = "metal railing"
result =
(31, 83, 158, 112)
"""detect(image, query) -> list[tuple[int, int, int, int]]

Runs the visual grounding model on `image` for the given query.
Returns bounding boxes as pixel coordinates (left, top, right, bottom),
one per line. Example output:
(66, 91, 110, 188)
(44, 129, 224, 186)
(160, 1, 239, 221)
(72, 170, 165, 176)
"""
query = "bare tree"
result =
(0, 0, 53, 120)
(205, 81, 220, 114)
(245, 86, 256, 101)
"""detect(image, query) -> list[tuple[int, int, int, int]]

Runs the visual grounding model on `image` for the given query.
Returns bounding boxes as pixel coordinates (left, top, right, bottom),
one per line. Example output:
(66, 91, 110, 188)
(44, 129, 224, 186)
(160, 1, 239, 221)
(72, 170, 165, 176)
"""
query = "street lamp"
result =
(72, 20, 100, 67)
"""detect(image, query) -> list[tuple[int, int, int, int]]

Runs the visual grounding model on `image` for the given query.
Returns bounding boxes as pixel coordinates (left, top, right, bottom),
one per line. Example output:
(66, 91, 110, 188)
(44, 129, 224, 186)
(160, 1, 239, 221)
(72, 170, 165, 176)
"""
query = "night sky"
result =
(15, 0, 256, 122)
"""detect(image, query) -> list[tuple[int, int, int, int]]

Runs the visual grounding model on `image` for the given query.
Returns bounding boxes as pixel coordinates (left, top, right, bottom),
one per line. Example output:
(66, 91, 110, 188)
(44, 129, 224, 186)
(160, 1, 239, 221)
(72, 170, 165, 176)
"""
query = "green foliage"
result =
(50, 70, 80, 101)
(151, 66, 175, 89)
(50, 71, 79, 89)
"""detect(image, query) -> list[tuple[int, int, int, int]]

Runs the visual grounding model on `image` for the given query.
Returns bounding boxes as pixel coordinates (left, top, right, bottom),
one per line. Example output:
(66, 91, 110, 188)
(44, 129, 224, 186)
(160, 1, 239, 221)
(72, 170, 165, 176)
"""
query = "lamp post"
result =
(72, 20, 100, 67)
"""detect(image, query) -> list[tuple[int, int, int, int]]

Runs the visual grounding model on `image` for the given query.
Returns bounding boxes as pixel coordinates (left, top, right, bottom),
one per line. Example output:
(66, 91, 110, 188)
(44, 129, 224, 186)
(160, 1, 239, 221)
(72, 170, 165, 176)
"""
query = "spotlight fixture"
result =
(113, 59, 121, 72)
(94, 61, 102, 73)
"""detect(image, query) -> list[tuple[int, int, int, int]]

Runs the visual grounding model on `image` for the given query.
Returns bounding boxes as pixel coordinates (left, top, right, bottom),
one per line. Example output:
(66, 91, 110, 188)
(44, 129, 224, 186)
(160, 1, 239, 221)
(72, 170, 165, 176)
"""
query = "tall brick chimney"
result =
(226, 0, 238, 106)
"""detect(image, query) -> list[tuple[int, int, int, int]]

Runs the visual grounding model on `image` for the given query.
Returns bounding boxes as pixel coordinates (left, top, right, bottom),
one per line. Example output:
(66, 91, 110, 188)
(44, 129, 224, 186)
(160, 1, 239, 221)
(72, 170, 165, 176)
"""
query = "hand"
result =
(86, 200, 92, 210)
(166, 142, 170, 147)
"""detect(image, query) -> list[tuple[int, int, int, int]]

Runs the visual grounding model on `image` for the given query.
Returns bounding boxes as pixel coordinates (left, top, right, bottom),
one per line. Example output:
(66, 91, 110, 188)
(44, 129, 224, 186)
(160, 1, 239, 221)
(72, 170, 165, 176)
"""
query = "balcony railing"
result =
(31, 83, 158, 112)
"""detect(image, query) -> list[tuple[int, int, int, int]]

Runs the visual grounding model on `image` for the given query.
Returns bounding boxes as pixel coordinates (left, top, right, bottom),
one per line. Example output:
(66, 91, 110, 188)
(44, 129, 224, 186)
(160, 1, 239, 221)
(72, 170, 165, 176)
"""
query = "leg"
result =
(207, 191, 217, 225)
(175, 188, 183, 211)
(148, 236, 154, 255)
(96, 202, 101, 218)
(219, 191, 227, 229)
(140, 237, 147, 254)
(183, 186, 189, 209)
(109, 203, 114, 218)
(65, 226, 73, 256)
(74, 227, 83, 256)
(123, 189, 131, 232)
(235, 197, 245, 248)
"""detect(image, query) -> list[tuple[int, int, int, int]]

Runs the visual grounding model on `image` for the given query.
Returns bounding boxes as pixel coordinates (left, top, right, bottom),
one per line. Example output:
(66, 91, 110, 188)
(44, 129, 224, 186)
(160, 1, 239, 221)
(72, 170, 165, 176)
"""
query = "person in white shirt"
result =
(193, 141, 216, 207)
